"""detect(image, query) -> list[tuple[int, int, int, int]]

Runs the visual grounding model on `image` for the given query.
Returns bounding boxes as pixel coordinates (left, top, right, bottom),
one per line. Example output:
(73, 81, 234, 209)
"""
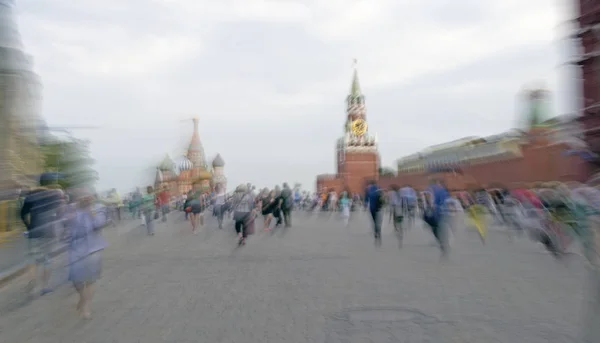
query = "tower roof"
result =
(212, 153, 225, 167)
(349, 59, 361, 98)
(187, 117, 207, 167)
(158, 154, 175, 171)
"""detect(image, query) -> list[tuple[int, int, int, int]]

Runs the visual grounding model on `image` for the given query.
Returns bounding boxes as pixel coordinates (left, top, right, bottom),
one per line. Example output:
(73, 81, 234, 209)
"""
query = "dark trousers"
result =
(370, 210, 382, 237)
(274, 209, 282, 226)
(235, 219, 247, 238)
(214, 205, 224, 228)
(282, 208, 291, 227)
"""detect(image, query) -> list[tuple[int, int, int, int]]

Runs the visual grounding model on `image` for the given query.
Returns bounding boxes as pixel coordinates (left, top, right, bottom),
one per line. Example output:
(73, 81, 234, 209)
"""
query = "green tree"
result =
(41, 137, 98, 189)
(378, 167, 396, 177)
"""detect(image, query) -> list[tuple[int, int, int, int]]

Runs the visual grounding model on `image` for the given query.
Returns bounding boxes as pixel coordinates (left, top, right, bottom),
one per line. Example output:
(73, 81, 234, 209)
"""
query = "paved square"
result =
(0, 211, 589, 342)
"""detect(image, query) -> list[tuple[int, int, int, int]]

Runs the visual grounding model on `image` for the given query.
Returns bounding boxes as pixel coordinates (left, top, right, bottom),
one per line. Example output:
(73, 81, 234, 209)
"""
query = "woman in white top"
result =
(213, 184, 226, 229)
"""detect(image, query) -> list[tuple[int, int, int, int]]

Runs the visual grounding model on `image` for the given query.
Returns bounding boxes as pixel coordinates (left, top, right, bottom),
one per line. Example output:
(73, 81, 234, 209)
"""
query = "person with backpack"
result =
(365, 180, 384, 243)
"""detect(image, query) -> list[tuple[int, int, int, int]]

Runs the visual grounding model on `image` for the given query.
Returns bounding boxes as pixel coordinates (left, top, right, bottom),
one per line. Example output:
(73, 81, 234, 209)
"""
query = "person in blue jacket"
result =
(426, 178, 450, 254)
(365, 180, 384, 242)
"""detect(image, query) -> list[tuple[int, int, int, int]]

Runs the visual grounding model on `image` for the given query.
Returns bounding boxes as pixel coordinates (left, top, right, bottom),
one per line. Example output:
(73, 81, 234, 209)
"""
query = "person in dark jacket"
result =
(280, 183, 294, 228)
(365, 180, 384, 243)
(20, 173, 67, 295)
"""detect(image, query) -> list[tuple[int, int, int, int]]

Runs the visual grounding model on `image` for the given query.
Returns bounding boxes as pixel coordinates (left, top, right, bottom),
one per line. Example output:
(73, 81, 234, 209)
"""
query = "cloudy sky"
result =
(15, 0, 579, 193)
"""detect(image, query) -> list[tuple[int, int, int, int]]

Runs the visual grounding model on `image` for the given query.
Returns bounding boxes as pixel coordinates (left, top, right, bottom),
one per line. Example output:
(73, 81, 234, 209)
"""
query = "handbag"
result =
(233, 194, 249, 222)
(153, 211, 159, 220)
(233, 211, 249, 222)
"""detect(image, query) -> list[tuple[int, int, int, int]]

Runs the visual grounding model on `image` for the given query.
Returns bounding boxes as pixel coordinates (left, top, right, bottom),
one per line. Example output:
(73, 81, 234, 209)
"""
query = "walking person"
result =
(132, 188, 142, 219)
(280, 183, 294, 227)
(365, 180, 385, 244)
(66, 188, 108, 320)
(388, 185, 403, 230)
(399, 184, 417, 228)
(424, 178, 451, 256)
(261, 190, 276, 231)
(232, 184, 256, 245)
(213, 184, 226, 229)
(20, 173, 67, 296)
(183, 191, 192, 221)
(188, 192, 203, 234)
(142, 186, 156, 236)
(157, 186, 170, 223)
(339, 191, 351, 227)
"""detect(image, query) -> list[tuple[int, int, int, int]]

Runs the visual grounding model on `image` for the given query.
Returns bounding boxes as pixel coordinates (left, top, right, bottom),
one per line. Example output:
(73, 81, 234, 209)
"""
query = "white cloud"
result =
(12, 0, 572, 192)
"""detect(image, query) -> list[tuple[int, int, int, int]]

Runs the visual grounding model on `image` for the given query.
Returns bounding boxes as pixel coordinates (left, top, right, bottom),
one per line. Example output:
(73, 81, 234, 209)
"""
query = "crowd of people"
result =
(15, 168, 600, 321)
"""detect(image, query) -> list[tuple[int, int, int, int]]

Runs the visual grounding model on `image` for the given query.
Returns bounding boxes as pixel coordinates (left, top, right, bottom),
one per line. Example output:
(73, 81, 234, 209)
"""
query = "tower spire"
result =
(350, 58, 361, 97)
(187, 116, 206, 168)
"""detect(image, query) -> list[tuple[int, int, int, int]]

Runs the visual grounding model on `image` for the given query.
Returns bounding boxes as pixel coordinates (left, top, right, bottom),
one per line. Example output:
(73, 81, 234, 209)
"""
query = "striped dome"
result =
(178, 157, 194, 171)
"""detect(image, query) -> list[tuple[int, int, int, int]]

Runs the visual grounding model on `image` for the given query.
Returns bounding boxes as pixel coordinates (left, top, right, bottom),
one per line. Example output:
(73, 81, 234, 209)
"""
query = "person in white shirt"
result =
(213, 184, 226, 229)
(329, 191, 338, 213)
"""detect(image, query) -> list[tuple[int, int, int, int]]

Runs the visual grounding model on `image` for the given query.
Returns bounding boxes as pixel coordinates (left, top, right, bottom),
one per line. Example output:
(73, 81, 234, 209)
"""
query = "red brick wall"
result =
(316, 175, 344, 194)
(316, 151, 379, 195)
(341, 151, 379, 195)
(379, 142, 587, 191)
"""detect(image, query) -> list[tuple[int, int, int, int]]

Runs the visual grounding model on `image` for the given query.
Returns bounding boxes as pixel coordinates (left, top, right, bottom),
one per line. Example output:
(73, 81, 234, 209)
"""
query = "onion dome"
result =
(212, 154, 225, 167)
(178, 157, 194, 171)
(158, 154, 175, 171)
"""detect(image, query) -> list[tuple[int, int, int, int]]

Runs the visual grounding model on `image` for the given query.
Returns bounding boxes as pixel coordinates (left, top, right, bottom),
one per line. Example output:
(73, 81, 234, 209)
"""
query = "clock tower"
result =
(335, 61, 379, 194)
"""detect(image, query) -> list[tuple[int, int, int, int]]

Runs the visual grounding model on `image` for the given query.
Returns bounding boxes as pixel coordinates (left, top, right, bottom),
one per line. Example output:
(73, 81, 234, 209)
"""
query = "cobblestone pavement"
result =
(0, 210, 591, 342)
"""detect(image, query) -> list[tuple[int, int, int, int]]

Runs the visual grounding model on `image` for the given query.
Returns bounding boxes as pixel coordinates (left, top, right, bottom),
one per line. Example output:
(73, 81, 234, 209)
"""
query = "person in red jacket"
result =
(157, 186, 171, 222)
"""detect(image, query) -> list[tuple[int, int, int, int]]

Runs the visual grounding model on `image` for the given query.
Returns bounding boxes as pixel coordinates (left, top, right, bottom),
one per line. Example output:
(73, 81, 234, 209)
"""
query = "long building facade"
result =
(382, 91, 588, 190)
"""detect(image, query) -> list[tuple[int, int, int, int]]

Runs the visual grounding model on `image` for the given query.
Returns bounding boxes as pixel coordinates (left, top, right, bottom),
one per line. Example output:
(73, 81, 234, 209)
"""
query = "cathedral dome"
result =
(178, 157, 193, 171)
(212, 154, 225, 167)
(159, 154, 175, 171)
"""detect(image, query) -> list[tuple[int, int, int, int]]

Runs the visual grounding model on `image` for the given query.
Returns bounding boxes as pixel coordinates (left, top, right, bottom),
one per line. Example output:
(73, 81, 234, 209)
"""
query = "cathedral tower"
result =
(335, 61, 379, 194)
(187, 117, 207, 169)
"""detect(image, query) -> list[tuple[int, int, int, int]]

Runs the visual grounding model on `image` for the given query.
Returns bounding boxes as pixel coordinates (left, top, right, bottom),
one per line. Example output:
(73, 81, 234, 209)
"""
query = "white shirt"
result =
(214, 192, 226, 205)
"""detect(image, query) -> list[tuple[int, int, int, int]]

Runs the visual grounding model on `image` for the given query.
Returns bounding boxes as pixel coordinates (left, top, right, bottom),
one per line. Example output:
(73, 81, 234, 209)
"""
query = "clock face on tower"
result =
(351, 119, 367, 136)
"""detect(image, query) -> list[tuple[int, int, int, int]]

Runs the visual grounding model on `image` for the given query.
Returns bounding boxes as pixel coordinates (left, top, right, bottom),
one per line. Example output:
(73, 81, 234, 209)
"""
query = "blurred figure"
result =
(142, 186, 156, 235)
(106, 188, 122, 223)
(66, 188, 108, 320)
(399, 184, 417, 228)
(188, 192, 203, 234)
(213, 184, 226, 229)
(425, 179, 450, 256)
(261, 190, 276, 231)
(131, 188, 142, 219)
(20, 172, 67, 296)
(183, 191, 192, 221)
(157, 186, 170, 223)
(468, 186, 489, 244)
(232, 184, 256, 245)
(388, 185, 403, 233)
(365, 180, 384, 243)
(339, 191, 351, 227)
(280, 183, 294, 228)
